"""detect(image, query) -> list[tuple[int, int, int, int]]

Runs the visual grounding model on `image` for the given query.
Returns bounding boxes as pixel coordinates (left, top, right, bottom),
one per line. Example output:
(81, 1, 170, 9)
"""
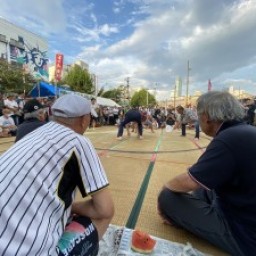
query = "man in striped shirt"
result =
(0, 94, 114, 256)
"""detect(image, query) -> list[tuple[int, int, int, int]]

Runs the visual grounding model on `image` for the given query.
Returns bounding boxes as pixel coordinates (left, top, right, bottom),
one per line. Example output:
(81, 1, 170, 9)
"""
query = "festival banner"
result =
(55, 53, 64, 81)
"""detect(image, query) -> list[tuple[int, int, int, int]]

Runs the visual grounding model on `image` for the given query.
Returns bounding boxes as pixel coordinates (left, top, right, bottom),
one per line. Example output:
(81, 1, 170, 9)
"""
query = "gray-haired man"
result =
(158, 91, 255, 256)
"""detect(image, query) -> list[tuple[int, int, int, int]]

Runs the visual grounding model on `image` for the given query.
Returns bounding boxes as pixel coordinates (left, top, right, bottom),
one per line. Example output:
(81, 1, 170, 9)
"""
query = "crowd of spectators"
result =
(0, 92, 54, 138)
(1, 92, 256, 139)
(0, 91, 256, 255)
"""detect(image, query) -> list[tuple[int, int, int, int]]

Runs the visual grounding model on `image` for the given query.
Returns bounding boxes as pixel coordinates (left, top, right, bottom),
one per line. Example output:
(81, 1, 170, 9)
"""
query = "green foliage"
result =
(101, 85, 127, 102)
(61, 65, 94, 94)
(130, 89, 156, 107)
(102, 88, 122, 101)
(0, 59, 35, 94)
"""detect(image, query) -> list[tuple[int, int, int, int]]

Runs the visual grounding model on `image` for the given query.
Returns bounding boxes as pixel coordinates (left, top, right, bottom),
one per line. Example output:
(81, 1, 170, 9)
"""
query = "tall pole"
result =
(174, 83, 177, 108)
(186, 60, 191, 106)
(125, 77, 130, 104)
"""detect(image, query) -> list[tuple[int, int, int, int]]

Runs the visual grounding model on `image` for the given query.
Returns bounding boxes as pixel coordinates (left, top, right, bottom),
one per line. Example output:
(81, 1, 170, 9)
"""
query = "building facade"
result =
(49, 60, 98, 95)
(49, 60, 90, 82)
(0, 17, 49, 81)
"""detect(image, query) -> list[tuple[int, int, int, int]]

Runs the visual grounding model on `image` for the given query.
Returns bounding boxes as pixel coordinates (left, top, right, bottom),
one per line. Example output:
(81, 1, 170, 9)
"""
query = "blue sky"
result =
(0, 0, 256, 99)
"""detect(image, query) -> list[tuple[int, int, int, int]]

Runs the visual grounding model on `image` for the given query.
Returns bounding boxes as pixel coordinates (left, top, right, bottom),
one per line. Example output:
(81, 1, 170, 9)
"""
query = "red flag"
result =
(208, 79, 212, 91)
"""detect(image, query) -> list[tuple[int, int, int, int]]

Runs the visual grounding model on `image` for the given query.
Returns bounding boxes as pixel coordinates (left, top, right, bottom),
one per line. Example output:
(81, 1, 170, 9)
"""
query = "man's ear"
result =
(205, 113, 211, 123)
(82, 114, 90, 129)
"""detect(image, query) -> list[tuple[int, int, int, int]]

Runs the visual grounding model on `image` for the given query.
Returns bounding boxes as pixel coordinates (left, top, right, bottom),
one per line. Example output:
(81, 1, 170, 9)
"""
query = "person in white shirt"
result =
(0, 108, 17, 136)
(0, 94, 114, 256)
(90, 98, 99, 129)
(4, 94, 19, 125)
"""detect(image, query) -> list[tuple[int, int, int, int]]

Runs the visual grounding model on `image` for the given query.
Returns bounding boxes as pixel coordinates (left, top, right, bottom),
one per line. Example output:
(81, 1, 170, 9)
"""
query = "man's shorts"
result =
(57, 216, 99, 256)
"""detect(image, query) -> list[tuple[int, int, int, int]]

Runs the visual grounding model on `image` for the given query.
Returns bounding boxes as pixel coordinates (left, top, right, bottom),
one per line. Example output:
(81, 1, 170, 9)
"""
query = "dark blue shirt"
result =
(189, 121, 256, 255)
(15, 118, 46, 142)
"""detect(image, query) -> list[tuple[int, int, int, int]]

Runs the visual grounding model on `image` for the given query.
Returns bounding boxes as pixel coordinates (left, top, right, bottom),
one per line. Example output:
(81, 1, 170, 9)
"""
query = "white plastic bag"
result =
(165, 125, 173, 133)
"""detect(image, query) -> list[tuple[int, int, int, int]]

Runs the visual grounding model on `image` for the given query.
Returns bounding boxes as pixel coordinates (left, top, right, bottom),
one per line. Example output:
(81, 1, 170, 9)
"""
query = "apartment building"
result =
(0, 17, 49, 81)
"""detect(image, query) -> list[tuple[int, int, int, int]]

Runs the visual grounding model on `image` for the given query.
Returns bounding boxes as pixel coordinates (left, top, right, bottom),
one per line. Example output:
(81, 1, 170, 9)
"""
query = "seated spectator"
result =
(0, 94, 114, 255)
(15, 99, 47, 142)
(0, 108, 17, 136)
(142, 113, 155, 133)
(0, 127, 11, 138)
(165, 110, 176, 126)
(4, 94, 19, 125)
(0, 93, 5, 116)
(158, 91, 255, 256)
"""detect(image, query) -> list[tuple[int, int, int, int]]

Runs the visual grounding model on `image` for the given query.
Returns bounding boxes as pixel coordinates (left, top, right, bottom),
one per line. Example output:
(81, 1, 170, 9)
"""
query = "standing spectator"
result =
(90, 98, 99, 129)
(158, 91, 255, 256)
(0, 94, 114, 255)
(15, 99, 47, 142)
(153, 107, 161, 127)
(176, 105, 199, 139)
(113, 106, 119, 124)
(16, 92, 26, 124)
(107, 107, 115, 125)
(102, 107, 109, 125)
(117, 106, 125, 125)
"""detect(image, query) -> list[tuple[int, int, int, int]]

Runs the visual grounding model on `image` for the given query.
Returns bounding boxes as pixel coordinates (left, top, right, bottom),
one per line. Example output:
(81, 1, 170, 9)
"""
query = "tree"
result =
(102, 88, 123, 102)
(0, 59, 35, 94)
(130, 89, 156, 107)
(61, 65, 94, 94)
(101, 84, 127, 101)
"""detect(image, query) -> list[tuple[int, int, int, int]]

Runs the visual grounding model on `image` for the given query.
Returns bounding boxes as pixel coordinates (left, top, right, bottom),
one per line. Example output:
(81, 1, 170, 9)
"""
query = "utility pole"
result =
(174, 83, 177, 108)
(125, 77, 130, 103)
(186, 60, 191, 106)
(146, 89, 149, 106)
(153, 83, 157, 103)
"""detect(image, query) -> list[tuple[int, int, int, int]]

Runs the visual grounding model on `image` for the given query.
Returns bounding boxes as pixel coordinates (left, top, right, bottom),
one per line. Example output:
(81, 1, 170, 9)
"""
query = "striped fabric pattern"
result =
(0, 121, 109, 255)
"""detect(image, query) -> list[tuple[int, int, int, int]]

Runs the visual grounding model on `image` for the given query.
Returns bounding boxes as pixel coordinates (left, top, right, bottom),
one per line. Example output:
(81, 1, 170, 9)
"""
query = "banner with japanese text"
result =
(55, 53, 64, 81)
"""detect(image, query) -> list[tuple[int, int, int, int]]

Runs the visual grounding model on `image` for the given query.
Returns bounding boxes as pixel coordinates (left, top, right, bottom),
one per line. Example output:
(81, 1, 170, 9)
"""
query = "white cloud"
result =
(99, 24, 119, 36)
(0, 0, 66, 34)
(113, 7, 120, 14)
(86, 0, 256, 95)
(1, 0, 256, 97)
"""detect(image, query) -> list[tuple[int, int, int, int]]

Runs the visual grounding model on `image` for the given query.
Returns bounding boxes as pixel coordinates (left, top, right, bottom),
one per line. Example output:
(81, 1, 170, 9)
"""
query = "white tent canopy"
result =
(96, 97, 121, 107)
(59, 90, 121, 107)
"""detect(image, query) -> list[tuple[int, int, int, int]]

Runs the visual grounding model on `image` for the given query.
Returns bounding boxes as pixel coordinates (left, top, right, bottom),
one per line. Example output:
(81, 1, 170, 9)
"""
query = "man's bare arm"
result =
(71, 188, 114, 220)
(164, 173, 200, 193)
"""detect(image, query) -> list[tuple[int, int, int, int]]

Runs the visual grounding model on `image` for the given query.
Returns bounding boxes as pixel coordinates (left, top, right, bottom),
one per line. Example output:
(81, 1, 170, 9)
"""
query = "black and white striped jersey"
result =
(0, 121, 109, 255)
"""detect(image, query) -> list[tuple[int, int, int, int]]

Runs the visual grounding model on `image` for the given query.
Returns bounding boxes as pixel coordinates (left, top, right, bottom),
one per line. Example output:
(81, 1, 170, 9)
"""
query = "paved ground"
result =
(0, 126, 228, 255)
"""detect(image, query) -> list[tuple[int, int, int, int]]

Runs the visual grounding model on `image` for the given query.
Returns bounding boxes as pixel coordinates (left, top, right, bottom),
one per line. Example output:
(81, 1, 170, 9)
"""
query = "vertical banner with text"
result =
(55, 53, 64, 81)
